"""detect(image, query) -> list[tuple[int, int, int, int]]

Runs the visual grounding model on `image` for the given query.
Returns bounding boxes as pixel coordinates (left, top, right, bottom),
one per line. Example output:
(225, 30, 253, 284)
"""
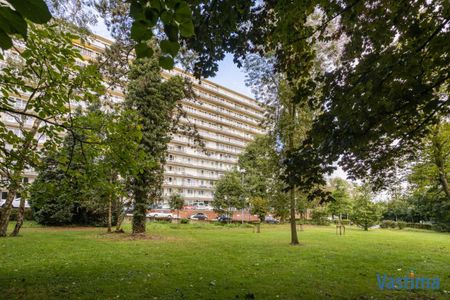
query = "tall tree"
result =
(0, 24, 103, 236)
(125, 57, 189, 234)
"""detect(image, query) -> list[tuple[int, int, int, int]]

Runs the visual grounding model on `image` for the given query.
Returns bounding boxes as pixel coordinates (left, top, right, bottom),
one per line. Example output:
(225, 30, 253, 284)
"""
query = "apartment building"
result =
(1, 34, 265, 206)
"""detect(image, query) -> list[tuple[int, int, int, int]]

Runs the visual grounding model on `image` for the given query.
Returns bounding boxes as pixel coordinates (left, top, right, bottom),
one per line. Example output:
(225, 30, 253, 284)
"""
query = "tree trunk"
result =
(1, 119, 41, 237)
(289, 188, 299, 245)
(115, 199, 126, 232)
(132, 188, 146, 235)
(0, 190, 17, 237)
(287, 102, 299, 245)
(10, 197, 26, 237)
(432, 125, 450, 200)
(107, 198, 112, 233)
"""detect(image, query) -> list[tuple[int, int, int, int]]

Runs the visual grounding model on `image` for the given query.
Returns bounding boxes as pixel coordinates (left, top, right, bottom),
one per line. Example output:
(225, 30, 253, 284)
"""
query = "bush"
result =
(380, 220, 397, 229)
(397, 221, 407, 229)
(406, 223, 433, 230)
(311, 206, 330, 226)
(180, 218, 190, 224)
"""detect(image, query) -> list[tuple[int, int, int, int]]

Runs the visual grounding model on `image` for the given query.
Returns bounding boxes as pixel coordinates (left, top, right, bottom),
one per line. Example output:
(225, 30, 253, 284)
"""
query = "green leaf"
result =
(179, 21, 194, 37)
(160, 11, 173, 25)
(0, 7, 27, 37)
(174, 2, 192, 23)
(129, 1, 144, 20)
(0, 29, 13, 50)
(135, 43, 154, 58)
(160, 40, 180, 57)
(144, 8, 159, 26)
(8, 0, 51, 24)
(131, 21, 153, 42)
(149, 0, 162, 12)
(164, 23, 178, 41)
(159, 55, 174, 69)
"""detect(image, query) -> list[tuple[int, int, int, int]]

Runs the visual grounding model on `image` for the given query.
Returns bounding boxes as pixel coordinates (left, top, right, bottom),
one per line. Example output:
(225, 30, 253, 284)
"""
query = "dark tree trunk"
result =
(132, 188, 146, 235)
(288, 103, 299, 245)
(289, 188, 299, 245)
(10, 197, 25, 237)
(0, 190, 17, 237)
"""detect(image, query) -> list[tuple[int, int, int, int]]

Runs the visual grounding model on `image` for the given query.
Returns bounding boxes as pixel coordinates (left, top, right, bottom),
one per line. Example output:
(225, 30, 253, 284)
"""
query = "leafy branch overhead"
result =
(129, 0, 195, 69)
(0, 0, 51, 51)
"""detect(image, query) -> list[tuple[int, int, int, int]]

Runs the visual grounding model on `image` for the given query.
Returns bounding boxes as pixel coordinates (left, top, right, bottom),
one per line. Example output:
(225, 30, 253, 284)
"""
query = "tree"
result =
(0, 24, 103, 236)
(212, 170, 244, 220)
(249, 196, 269, 223)
(350, 185, 381, 231)
(406, 121, 450, 231)
(304, 0, 450, 189)
(125, 57, 188, 235)
(328, 178, 353, 222)
(169, 193, 184, 222)
(28, 104, 141, 230)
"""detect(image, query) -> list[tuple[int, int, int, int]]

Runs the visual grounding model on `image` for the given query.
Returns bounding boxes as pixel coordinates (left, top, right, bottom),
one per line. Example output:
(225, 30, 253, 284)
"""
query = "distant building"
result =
(0, 34, 265, 206)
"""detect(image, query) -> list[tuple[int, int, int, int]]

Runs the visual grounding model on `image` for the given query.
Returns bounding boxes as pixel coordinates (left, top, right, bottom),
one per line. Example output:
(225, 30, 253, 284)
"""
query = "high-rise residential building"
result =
(0, 34, 265, 206)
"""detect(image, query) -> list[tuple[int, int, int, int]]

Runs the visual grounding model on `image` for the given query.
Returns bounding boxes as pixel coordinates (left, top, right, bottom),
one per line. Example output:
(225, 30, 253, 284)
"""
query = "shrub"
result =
(380, 220, 397, 229)
(180, 218, 190, 224)
(406, 223, 433, 230)
(7, 208, 34, 221)
(311, 206, 330, 226)
(397, 221, 407, 229)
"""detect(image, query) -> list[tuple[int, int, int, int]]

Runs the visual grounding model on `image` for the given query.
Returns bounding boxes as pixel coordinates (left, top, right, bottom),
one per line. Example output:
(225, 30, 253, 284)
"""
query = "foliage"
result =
(212, 170, 245, 216)
(125, 57, 188, 234)
(0, 0, 51, 53)
(311, 205, 330, 226)
(0, 24, 103, 236)
(180, 218, 189, 224)
(380, 220, 397, 229)
(401, 122, 450, 231)
(249, 196, 269, 222)
(307, 0, 449, 189)
(350, 185, 381, 231)
(328, 178, 353, 220)
(169, 194, 184, 211)
(28, 103, 141, 227)
(397, 221, 407, 230)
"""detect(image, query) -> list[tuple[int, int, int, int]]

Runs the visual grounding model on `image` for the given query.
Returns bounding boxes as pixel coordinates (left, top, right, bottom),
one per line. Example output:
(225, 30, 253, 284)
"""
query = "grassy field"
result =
(0, 222, 449, 299)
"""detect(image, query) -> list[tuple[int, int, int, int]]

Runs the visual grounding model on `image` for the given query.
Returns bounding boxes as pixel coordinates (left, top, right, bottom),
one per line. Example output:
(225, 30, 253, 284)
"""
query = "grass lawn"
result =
(0, 222, 449, 299)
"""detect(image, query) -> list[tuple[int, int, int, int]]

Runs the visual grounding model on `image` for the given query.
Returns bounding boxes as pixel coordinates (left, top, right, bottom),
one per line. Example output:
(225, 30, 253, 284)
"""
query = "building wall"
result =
(0, 34, 265, 205)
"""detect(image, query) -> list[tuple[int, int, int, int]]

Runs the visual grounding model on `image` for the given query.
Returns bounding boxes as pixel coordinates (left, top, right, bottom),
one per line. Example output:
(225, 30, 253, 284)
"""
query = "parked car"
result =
(0, 198, 30, 208)
(190, 213, 208, 220)
(265, 216, 280, 224)
(217, 215, 232, 223)
(146, 211, 173, 219)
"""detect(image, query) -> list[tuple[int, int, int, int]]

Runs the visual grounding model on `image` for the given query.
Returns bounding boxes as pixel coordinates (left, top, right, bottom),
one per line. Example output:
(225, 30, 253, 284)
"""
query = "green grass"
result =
(0, 222, 449, 299)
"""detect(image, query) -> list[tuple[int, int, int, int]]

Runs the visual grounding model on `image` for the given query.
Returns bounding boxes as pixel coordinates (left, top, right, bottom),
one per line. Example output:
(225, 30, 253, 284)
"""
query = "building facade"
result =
(1, 34, 265, 206)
